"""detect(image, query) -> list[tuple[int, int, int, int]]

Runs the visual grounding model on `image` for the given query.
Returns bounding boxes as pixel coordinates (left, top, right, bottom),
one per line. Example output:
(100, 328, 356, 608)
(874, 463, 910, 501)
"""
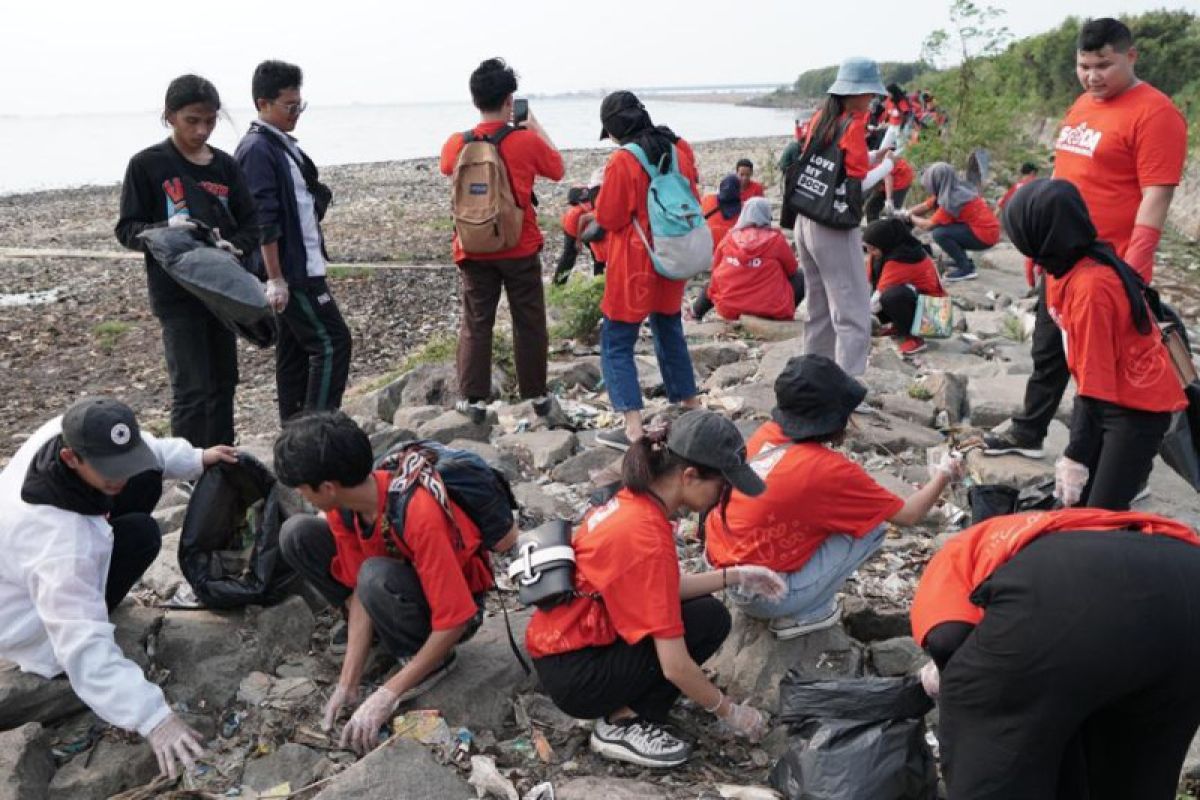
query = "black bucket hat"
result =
(771, 355, 866, 440)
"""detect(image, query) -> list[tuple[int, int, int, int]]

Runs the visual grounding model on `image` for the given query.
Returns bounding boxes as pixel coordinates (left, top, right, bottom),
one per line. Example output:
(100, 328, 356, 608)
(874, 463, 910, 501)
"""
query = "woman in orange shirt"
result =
(909, 162, 1000, 282)
(1004, 179, 1186, 511)
(700, 175, 741, 248)
(864, 218, 945, 356)
(527, 410, 784, 768)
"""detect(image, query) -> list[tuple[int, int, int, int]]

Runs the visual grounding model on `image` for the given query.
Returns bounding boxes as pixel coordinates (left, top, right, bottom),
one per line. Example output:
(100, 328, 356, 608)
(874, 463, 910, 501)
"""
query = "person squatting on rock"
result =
(552, 169, 607, 285)
(701, 175, 743, 250)
(592, 91, 704, 451)
(115, 74, 261, 448)
(274, 411, 510, 753)
(688, 197, 804, 323)
(906, 162, 1000, 283)
(1003, 179, 1185, 511)
(0, 397, 238, 778)
(793, 57, 895, 379)
(440, 58, 565, 427)
(705, 355, 962, 639)
(983, 17, 1188, 460)
(912, 508, 1200, 799)
(863, 217, 946, 356)
(526, 410, 786, 768)
(236, 59, 353, 423)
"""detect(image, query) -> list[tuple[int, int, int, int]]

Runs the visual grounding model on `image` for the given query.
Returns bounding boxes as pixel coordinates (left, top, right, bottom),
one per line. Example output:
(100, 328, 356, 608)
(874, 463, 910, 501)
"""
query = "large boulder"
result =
(447, 439, 520, 481)
(111, 603, 164, 672)
(968, 374, 1073, 428)
(0, 723, 54, 800)
(0, 662, 84, 731)
(495, 430, 578, 471)
(869, 637, 925, 677)
(550, 447, 622, 485)
(47, 737, 158, 800)
(136, 531, 184, 599)
(546, 358, 602, 393)
(753, 337, 804, 383)
(846, 410, 944, 455)
(416, 410, 492, 444)
(311, 738, 470, 799)
(688, 341, 749, 377)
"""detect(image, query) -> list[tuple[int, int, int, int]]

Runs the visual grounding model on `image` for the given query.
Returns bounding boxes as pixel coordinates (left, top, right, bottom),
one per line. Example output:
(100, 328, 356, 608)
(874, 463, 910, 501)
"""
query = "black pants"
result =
(939, 530, 1200, 800)
(1010, 280, 1070, 445)
(553, 232, 606, 286)
(533, 596, 731, 723)
(106, 470, 165, 612)
(864, 186, 909, 222)
(279, 514, 482, 658)
(276, 277, 353, 423)
(159, 304, 238, 447)
(1064, 396, 1172, 510)
(458, 255, 548, 401)
(876, 284, 919, 335)
(693, 272, 806, 321)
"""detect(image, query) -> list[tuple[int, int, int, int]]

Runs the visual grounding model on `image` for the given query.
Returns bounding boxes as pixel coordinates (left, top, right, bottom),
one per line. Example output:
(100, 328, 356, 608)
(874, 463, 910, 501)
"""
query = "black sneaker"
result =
(595, 428, 633, 452)
(453, 400, 487, 426)
(590, 717, 691, 768)
(944, 264, 978, 282)
(396, 652, 457, 703)
(982, 431, 1045, 459)
(531, 395, 574, 430)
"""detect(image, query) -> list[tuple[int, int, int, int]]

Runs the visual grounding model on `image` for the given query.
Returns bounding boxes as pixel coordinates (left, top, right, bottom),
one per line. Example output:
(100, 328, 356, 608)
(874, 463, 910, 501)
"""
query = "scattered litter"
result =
(532, 728, 554, 763)
(160, 582, 205, 609)
(716, 785, 782, 799)
(467, 754, 520, 800)
(524, 782, 555, 800)
(392, 709, 454, 746)
(261, 782, 291, 798)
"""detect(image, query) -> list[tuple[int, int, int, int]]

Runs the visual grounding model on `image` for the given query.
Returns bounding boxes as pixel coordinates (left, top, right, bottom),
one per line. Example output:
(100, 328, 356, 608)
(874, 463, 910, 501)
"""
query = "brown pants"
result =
(456, 254, 548, 401)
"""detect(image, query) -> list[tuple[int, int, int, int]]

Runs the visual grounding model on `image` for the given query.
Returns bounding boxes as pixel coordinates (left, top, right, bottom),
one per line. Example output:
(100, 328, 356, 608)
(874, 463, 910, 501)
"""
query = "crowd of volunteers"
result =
(2, 15, 1198, 797)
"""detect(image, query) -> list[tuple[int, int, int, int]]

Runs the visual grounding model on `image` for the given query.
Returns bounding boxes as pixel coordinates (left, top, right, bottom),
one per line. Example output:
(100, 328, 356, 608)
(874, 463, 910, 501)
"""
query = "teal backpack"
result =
(622, 143, 713, 281)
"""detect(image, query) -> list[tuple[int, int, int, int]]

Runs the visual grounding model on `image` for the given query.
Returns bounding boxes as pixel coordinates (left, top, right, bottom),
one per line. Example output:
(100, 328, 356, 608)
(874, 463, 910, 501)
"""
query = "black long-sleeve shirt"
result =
(115, 139, 260, 315)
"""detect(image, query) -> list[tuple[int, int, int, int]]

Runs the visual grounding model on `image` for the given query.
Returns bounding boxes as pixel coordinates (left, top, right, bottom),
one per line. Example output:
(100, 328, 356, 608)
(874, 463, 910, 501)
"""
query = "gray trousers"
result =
(794, 215, 871, 377)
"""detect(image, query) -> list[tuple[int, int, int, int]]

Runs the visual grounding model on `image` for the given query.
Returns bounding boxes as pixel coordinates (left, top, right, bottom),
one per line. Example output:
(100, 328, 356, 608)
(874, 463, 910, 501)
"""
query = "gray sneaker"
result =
(454, 400, 487, 426)
(590, 717, 691, 768)
(768, 600, 843, 640)
(981, 431, 1044, 459)
(595, 428, 633, 452)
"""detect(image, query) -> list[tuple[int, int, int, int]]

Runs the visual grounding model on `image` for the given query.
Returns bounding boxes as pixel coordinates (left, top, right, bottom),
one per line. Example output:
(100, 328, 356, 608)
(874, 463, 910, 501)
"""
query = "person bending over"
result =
(907, 162, 999, 282)
(864, 217, 946, 355)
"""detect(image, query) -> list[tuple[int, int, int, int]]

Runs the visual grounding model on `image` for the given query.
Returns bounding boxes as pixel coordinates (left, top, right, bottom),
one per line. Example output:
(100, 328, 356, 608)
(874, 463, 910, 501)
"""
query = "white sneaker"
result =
(768, 601, 843, 640)
(590, 717, 691, 768)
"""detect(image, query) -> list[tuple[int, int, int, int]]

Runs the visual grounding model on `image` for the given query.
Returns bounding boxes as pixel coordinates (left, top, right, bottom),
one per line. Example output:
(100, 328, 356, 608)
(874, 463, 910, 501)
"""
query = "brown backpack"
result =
(451, 126, 524, 254)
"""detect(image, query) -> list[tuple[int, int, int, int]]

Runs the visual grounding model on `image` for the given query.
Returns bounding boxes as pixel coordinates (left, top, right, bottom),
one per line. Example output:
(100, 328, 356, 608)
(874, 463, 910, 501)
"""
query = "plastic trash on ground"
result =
(467, 754, 520, 800)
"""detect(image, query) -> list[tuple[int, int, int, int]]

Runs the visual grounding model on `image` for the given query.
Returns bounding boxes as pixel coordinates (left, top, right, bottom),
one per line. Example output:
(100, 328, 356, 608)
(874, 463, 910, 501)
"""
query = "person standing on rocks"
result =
(863, 217, 946, 356)
(273, 411, 507, 754)
(983, 18, 1188, 460)
(0, 397, 237, 778)
(907, 162, 1000, 282)
(236, 60, 353, 424)
(526, 410, 784, 768)
(439, 58, 565, 427)
(592, 90, 704, 450)
(1003, 179, 1185, 511)
(116, 74, 260, 449)
(705, 355, 963, 639)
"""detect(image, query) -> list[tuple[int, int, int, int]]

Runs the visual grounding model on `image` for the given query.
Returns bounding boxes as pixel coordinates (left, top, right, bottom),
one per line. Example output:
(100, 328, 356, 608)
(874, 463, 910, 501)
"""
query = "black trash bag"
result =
(178, 453, 298, 609)
(138, 224, 276, 348)
(968, 484, 1018, 523)
(1160, 382, 1200, 491)
(771, 675, 937, 800)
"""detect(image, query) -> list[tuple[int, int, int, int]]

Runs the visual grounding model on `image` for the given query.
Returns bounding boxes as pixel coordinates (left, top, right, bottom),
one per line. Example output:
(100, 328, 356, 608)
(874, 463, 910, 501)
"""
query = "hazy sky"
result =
(5, 0, 1196, 116)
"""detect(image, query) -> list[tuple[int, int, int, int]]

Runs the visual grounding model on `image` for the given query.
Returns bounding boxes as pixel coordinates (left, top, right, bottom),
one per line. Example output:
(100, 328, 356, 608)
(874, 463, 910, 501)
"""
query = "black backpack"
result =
(786, 117, 864, 230)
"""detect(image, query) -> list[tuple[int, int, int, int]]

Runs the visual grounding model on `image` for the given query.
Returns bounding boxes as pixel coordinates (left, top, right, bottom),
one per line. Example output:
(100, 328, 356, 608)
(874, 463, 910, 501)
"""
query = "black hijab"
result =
(863, 218, 928, 287)
(1003, 178, 1150, 334)
(600, 91, 680, 172)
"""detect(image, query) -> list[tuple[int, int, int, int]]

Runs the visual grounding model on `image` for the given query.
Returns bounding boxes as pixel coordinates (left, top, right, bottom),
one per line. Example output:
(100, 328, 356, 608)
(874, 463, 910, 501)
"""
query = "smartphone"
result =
(513, 98, 529, 125)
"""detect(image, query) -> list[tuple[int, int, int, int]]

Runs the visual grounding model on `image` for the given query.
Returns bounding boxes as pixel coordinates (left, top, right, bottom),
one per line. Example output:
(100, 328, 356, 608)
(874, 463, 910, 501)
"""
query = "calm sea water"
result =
(0, 97, 799, 196)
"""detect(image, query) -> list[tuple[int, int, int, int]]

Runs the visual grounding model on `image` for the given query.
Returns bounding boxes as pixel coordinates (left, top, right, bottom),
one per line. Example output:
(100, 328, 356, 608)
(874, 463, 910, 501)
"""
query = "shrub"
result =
(548, 275, 606, 343)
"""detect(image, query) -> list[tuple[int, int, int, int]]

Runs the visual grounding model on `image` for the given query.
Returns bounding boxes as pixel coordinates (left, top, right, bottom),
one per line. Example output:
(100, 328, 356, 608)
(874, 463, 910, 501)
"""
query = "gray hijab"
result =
(734, 197, 773, 230)
(920, 162, 978, 216)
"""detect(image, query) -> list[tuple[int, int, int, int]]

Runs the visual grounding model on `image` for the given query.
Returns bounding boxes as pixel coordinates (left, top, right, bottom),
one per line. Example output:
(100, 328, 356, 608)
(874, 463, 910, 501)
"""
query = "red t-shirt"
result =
(803, 109, 870, 180)
(561, 202, 592, 238)
(705, 422, 904, 573)
(326, 471, 494, 631)
(709, 227, 798, 321)
(874, 255, 945, 297)
(702, 193, 737, 248)
(911, 509, 1198, 646)
(594, 140, 701, 322)
(1046, 258, 1187, 413)
(891, 158, 914, 192)
(439, 122, 565, 263)
(739, 181, 765, 201)
(930, 196, 1001, 246)
(1053, 82, 1187, 281)
(526, 489, 684, 658)
(997, 175, 1035, 210)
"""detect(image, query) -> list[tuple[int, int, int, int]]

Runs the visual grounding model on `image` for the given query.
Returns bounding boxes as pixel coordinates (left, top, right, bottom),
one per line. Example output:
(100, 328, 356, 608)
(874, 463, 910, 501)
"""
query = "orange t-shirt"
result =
(803, 109, 870, 180)
(439, 122, 565, 263)
(930, 196, 1001, 246)
(705, 422, 904, 573)
(525, 489, 684, 658)
(997, 175, 1035, 210)
(891, 158, 914, 192)
(911, 509, 1198, 646)
(701, 194, 737, 248)
(561, 202, 592, 238)
(326, 471, 494, 631)
(740, 181, 765, 201)
(1046, 258, 1187, 414)
(594, 139, 701, 323)
(1053, 82, 1187, 281)
(874, 255, 945, 297)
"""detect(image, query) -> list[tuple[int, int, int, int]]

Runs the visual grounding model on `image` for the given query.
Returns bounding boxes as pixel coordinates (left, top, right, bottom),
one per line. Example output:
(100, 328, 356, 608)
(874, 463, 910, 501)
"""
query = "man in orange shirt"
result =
(439, 59, 565, 426)
(985, 18, 1187, 459)
(735, 159, 764, 200)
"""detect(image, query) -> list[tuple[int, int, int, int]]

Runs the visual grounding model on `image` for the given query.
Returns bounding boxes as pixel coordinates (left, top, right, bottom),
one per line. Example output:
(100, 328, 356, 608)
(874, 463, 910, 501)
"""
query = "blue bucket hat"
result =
(827, 57, 887, 96)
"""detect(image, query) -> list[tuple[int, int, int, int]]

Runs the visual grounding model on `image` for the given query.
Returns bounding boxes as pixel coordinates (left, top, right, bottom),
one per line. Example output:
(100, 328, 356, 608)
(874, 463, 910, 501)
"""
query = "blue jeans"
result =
(931, 223, 989, 272)
(730, 523, 887, 621)
(600, 313, 698, 412)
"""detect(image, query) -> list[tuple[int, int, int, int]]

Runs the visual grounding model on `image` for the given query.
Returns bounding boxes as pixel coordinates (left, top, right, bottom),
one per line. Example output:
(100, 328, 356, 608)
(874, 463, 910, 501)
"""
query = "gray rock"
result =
(0, 723, 54, 800)
(703, 361, 756, 391)
(688, 341, 749, 376)
(967, 374, 1073, 428)
(242, 742, 327, 792)
(416, 410, 492, 444)
(546, 358, 602, 392)
(495, 430, 578, 471)
(111, 603, 164, 672)
(924, 371, 969, 424)
(869, 347, 918, 376)
(447, 439, 520, 481)
(861, 365, 917, 396)
(740, 314, 803, 342)
(550, 447, 622, 485)
(964, 309, 1016, 338)
(556, 777, 665, 799)
(391, 404, 442, 432)
(47, 737, 157, 800)
(0, 662, 84, 731)
(869, 637, 925, 677)
(137, 531, 184, 599)
(683, 319, 736, 340)
(397, 363, 457, 407)
(842, 596, 911, 641)
(753, 336, 804, 383)
(513, 483, 575, 523)
(1185, 727, 1200, 780)
(150, 504, 187, 533)
(722, 382, 777, 419)
(847, 410, 944, 455)
(311, 738, 470, 799)
(877, 393, 936, 428)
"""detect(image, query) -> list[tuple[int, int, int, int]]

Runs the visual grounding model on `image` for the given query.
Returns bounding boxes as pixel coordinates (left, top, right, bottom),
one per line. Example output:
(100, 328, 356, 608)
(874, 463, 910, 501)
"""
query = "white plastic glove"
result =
(1055, 456, 1089, 507)
(893, 208, 912, 224)
(146, 712, 205, 779)
(265, 278, 290, 312)
(340, 685, 399, 754)
(929, 450, 965, 482)
(919, 661, 940, 699)
(729, 565, 787, 602)
(870, 290, 883, 315)
(717, 700, 768, 742)
(322, 683, 361, 731)
(167, 214, 196, 229)
(883, 199, 896, 216)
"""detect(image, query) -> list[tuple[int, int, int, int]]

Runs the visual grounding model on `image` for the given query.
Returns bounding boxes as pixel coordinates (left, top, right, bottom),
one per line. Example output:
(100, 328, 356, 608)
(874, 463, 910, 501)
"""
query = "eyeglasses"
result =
(272, 99, 308, 115)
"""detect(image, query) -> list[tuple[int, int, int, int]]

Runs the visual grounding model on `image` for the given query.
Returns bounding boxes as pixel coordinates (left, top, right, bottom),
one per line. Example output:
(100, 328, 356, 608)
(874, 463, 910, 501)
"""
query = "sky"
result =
(4, 0, 1197, 116)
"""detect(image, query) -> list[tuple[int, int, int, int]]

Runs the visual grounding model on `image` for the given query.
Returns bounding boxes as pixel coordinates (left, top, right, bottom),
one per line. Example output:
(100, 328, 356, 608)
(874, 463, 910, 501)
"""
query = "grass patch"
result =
(327, 265, 372, 279)
(1000, 315, 1028, 343)
(908, 383, 934, 401)
(401, 331, 458, 372)
(93, 320, 132, 352)
(430, 217, 457, 232)
(547, 274, 605, 343)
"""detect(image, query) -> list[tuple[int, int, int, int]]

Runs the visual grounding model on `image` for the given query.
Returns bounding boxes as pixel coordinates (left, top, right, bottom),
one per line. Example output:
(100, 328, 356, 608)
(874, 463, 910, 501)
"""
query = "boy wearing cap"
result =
(0, 397, 237, 778)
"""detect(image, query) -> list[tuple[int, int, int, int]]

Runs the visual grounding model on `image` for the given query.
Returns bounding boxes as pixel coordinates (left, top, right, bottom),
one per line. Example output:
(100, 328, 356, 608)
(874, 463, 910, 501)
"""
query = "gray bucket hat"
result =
(827, 57, 887, 96)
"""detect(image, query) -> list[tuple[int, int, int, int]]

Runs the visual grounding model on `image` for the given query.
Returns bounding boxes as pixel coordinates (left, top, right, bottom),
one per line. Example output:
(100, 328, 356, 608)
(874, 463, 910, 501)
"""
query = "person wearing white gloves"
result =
(0, 397, 238, 778)
(527, 410, 783, 769)
(706, 355, 963, 639)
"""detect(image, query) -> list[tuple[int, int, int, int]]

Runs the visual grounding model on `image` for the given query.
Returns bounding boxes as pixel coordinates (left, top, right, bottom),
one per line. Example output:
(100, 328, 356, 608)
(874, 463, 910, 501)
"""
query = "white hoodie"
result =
(0, 416, 202, 735)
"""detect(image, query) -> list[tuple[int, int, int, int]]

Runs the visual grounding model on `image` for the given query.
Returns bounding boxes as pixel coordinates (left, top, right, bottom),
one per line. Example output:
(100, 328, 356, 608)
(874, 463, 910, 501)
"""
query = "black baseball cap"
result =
(599, 90, 644, 141)
(61, 397, 158, 481)
(667, 409, 765, 497)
